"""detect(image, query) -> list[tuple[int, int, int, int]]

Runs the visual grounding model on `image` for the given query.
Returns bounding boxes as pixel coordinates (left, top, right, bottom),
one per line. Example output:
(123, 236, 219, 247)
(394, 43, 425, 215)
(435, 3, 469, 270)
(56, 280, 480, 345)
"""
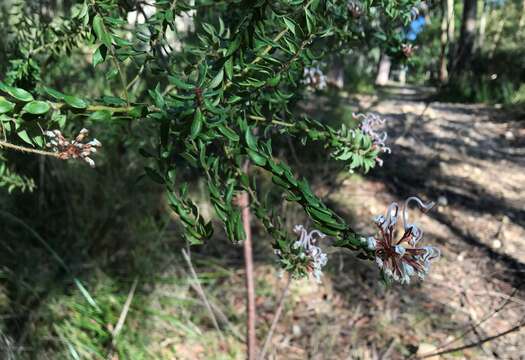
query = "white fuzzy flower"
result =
(368, 197, 440, 284)
(44, 128, 102, 167)
(292, 225, 328, 283)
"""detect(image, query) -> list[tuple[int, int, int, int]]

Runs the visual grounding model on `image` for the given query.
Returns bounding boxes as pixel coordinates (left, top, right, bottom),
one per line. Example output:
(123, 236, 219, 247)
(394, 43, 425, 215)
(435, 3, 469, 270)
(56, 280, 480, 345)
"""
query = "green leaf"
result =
(305, 9, 315, 33)
(209, 69, 224, 89)
(89, 110, 112, 121)
(92, 15, 112, 47)
(271, 175, 290, 189)
(335, 151, 353, 161)
(169, 76, 195, 90)
(101, 96, 126, 106)
(306, 205, 338, 225)
(6, 87, 34, 102)
(148, 85, 165, 109)
(226, 36, 240, 56)
(217, 124, 239, 142)
(233, 210, 245, 241)
(32, 135, 44, 147)
(144, 166, 165, 184)
(191, 108, 203, 139)
(266, 74, 281, 87)
(23, 101, 50, 115)
(247, 149, 267, 166)
(245, 128, 257, 150)
(42, 87, 65, 100)
(92, 45, 106, 67)
(64, 95, 87, 109)
(0, 97, 15, 114)
(17, 130, 33, 145)
(218, 17, 225, 35)
(51, 111, 67, 128)
(283, 17, 297, 36)
(310, 222, 340, 236)
(224, 58, 233, 80)
(227, 96, 242, 104)
(197, 63, 208, 87)
(105, 68, 119, 80)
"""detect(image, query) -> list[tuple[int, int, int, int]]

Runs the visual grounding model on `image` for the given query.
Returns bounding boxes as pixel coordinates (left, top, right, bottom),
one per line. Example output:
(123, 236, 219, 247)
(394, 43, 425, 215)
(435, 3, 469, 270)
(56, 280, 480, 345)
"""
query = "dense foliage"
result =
(0, 0, 422, 280)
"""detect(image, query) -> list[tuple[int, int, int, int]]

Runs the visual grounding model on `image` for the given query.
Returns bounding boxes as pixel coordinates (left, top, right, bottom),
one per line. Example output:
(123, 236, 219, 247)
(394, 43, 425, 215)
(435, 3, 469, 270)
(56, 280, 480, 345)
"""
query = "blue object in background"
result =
(406, 16, 426, 41)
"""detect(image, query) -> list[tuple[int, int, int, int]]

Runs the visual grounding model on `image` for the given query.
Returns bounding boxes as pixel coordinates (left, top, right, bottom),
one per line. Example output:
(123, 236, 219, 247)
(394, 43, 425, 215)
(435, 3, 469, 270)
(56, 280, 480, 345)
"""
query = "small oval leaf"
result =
(89, 110, 112, 121)
(209, 69, 224, 89)
(42, 87, 65, 100)
(168, 76, 195, 90)
(64, 95, 87, 109)
(23, 101, 50, 115)
(0, 97, 15, 114)
(191, 108, 203, 139)
(6, 87, 34, 102)
(92, 14, 112, 47)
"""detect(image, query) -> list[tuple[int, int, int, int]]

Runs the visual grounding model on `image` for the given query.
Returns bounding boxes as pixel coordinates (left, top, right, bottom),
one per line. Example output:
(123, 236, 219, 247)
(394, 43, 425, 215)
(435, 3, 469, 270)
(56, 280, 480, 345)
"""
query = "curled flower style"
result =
(301, 66, 327, 90)
(364, 196, 440, 284)
(45, 128, 101, 167)
(292, 225, 328, 283)
(353, 112, 391, 166)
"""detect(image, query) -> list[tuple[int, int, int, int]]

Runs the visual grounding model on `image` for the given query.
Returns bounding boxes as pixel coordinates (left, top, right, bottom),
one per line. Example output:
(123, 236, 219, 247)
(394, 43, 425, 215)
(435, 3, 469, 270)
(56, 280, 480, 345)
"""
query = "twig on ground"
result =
(106, 277, 139, 359)
(180, 269, 244, 341)
(419, 317, 525, 358)
(427, 282, 520, 354)
(379, 338, 396, 360)
(258, 275, 292, 360)
(191, 280, 245, 342)
(112, 278, 138, 338)
(181, 249, 225, 341)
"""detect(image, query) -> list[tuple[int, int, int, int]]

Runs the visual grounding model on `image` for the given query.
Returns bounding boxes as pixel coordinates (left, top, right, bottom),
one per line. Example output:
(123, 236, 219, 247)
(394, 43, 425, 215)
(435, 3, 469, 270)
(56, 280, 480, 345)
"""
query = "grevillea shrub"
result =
(0, 0, 439, 354)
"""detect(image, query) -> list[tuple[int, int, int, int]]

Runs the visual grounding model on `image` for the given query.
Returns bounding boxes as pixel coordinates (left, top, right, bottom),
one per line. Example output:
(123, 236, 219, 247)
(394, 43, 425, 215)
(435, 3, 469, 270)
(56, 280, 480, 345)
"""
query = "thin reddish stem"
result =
(241, 160, 257, 360)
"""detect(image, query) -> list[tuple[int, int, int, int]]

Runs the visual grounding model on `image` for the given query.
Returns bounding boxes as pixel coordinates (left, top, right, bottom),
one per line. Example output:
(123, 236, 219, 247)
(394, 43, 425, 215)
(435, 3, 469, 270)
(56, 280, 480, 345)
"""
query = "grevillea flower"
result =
(292, 225, 328, 283)
(353, 112, 391, 166)
(347, 1, 363, 18)
(45, 128, 101, 167)
(401, 43, 417, 58)
(302, 66, 327, 90)
(364, 197, 440, 284)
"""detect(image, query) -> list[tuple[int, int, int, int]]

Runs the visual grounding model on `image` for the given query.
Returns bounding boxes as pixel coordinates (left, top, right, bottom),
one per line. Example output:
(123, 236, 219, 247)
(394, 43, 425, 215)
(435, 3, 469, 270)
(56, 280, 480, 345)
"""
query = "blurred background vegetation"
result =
(0, 0, 524, 359)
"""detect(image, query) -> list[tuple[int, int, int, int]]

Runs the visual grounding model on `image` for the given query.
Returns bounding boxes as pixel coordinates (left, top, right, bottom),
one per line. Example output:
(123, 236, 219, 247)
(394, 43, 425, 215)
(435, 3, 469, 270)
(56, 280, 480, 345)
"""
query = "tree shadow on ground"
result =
(365, 103, 525, 289)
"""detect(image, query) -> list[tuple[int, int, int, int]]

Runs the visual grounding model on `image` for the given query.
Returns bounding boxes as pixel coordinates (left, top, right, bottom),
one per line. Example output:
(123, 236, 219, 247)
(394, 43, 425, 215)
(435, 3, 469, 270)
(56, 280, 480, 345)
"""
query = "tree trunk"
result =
(477, 3, 488, 49)
(439, 0, 449, 83)
(517, 0, 525, 39)
(375, 53, 391, 86)
(447, 0, 455, 42)
(488, 13, 506, 60)
(454, 0, 478, 75)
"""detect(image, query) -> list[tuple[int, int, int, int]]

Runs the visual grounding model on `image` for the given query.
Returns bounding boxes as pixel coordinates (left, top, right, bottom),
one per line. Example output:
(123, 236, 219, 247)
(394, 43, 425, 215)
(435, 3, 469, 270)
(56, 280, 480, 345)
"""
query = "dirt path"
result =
(153, 88, 525, 359)
(356, 88, 525, 274)
(328, 88, 525, 359)
(260, 88, 525, 359)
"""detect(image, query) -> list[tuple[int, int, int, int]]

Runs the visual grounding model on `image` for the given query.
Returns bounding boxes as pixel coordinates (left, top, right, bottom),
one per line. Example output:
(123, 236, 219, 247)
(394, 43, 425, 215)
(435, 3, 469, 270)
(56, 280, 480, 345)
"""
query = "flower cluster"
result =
(364, 196, 440, 284)
(45, 128, 101, 167)
(301, 66, 327, 90)
(291, 225, 328, 283)
(401, 43, 417, 58)
(347, 1, 363, 18)
(410, 2, 428, 20)
(354, 112, 391, 166)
